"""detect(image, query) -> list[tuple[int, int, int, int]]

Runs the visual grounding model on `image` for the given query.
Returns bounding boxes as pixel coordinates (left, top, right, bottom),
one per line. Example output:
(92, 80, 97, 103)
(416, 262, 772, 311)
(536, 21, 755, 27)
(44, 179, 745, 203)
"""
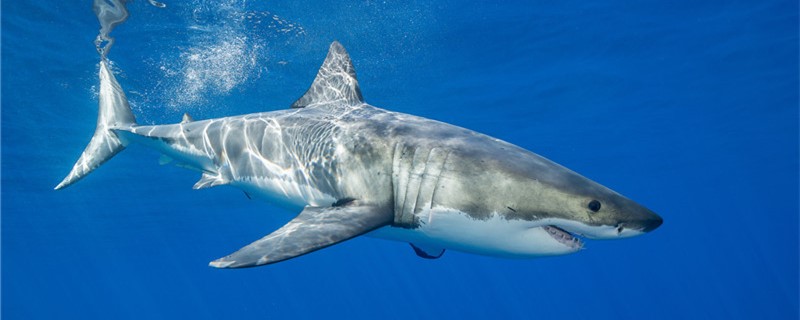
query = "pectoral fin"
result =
(209, 202, 392, 268)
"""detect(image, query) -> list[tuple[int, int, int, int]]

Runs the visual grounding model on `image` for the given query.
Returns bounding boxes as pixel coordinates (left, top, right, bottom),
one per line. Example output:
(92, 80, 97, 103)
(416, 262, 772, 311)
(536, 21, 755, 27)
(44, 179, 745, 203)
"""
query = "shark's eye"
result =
(588, 200, 601, 212)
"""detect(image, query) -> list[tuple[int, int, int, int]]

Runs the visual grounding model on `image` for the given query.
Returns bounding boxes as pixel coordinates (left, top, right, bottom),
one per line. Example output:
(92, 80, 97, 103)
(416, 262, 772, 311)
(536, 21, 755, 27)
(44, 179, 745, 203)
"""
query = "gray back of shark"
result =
(56, 42, 662, 268)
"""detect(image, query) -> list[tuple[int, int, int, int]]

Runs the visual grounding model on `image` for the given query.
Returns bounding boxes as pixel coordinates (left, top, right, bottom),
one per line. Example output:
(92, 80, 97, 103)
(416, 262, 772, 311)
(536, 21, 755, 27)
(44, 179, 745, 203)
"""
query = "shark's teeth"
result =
(543, 225, 583, 249)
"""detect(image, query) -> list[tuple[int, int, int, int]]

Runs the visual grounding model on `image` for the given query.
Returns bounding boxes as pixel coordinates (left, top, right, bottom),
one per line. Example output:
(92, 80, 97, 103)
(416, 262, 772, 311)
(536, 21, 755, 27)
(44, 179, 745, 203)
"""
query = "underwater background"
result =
(2, 0, 798, 319)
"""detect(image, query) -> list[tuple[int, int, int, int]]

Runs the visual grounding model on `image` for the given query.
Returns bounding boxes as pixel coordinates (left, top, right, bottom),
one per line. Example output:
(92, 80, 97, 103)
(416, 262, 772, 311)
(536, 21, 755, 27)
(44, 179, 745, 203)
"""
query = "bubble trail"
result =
(93, 0, 129, 58)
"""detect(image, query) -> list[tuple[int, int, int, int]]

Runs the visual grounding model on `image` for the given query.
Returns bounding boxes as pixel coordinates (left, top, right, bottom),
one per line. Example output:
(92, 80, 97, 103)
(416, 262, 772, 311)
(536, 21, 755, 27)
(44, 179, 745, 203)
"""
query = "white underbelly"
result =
(369, 206, 576, 257)
(233, 175, 337, 211)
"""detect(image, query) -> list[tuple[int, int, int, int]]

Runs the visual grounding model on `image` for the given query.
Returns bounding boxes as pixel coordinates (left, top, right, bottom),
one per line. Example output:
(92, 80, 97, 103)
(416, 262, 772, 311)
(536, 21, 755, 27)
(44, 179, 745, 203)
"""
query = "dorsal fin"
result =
(291, 41, 364, 108)
(181, 113, 193, 123)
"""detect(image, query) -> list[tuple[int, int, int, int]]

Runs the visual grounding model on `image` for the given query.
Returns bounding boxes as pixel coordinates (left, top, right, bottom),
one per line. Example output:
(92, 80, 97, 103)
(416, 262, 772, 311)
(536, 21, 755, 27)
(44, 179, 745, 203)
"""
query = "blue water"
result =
(3, 1, 798, 319)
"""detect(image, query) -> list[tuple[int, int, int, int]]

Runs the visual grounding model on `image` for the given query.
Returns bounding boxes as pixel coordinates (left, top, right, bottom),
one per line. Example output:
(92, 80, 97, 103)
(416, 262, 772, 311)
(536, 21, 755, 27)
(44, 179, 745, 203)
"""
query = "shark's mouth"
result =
(544, 225, 584, 249)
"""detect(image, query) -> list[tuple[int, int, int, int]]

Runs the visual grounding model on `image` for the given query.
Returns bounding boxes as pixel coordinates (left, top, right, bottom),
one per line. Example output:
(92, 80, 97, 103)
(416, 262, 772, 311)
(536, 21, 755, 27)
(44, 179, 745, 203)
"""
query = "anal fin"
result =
(209, 202, 392, 268)
(410, 243, 445, 259)
(158, 154, 173, 165)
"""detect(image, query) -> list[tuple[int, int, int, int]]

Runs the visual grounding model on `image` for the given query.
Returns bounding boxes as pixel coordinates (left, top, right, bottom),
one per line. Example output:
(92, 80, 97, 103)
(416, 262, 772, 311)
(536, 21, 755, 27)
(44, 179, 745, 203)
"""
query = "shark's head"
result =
(498, 153, 664, 255)
(529, 182, 663, 240)
(433, 144, 663, 258)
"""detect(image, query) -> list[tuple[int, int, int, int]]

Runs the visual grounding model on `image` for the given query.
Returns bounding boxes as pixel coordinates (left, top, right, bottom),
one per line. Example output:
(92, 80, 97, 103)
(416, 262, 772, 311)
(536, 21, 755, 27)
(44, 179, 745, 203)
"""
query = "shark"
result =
(56, 42, 663, 268)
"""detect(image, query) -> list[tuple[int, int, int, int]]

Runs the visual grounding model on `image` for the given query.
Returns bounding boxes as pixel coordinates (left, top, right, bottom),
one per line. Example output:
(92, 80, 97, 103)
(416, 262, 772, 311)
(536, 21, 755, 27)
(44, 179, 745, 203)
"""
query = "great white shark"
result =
(56, 42, 662, 268)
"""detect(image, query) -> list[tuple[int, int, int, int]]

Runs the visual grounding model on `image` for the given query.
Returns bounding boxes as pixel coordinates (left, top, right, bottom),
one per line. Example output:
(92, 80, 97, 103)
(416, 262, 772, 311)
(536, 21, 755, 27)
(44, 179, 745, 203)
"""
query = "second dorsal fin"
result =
(181, 113, 194, 123)
(291, 41, 364, 109)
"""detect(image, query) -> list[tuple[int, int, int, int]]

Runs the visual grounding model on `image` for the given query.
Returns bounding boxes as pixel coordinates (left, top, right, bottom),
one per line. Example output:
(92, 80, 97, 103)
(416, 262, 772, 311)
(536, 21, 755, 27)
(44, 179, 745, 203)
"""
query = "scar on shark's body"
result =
(56, 42, 662, 268)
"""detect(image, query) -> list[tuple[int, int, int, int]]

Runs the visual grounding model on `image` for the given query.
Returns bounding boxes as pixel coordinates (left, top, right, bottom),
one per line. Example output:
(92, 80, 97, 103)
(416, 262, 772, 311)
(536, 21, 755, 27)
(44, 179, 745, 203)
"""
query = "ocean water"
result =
(2, 0, 798, 319)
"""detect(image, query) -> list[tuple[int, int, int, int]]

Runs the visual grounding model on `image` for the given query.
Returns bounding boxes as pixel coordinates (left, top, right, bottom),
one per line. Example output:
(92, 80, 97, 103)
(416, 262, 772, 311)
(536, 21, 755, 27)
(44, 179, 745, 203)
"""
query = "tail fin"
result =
(55, 60, 137, 190)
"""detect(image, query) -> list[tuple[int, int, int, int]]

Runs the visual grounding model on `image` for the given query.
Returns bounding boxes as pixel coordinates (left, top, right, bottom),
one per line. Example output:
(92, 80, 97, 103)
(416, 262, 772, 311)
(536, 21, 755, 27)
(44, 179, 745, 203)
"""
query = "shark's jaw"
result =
(542, 225, 583, 250)
(536, 218, 650, 240)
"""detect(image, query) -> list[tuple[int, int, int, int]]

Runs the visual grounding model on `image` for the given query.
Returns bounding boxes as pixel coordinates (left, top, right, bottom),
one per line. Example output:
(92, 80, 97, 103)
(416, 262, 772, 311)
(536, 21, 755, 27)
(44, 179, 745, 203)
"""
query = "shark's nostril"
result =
(616, 225, 624, 234)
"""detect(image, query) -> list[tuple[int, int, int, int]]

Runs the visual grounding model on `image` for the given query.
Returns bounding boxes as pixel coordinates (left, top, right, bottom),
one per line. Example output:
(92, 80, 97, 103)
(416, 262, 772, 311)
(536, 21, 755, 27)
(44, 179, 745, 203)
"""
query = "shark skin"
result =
(56, 42, 663, 268)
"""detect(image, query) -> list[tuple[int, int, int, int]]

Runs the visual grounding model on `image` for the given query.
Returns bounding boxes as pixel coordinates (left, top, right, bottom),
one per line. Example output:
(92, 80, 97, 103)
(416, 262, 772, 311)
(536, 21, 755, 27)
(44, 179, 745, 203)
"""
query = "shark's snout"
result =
(612, 205, 663, 238)
(644, 214, 663, 232)
(629, 210, 663, 233)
